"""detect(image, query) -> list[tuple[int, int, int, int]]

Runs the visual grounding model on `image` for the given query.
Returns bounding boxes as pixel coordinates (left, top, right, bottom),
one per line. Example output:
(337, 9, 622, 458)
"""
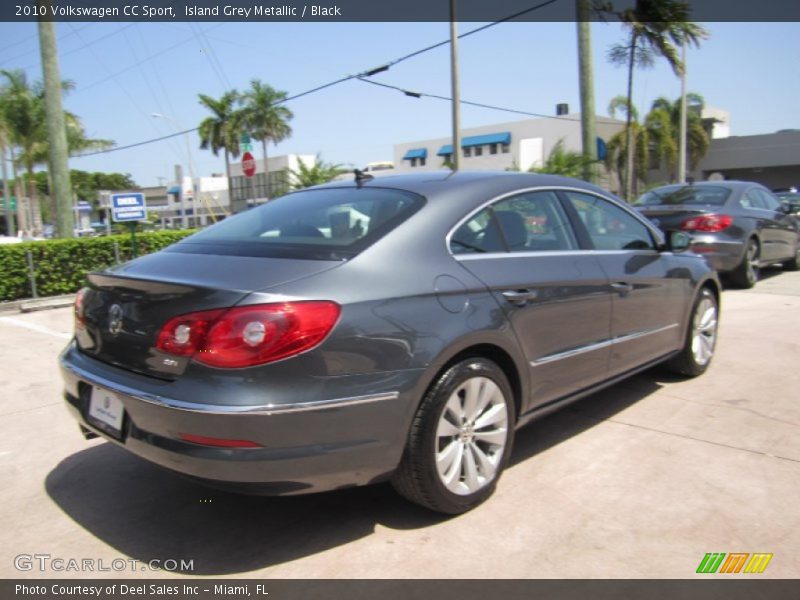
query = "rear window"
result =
(170, 187, 424, 260)
(635, 185, 732, 207)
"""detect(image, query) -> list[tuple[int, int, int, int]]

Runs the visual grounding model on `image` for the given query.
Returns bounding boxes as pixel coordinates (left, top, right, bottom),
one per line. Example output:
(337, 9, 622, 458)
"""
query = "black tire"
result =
(782, 244, 800, 272)
(729, 238, 760, 289)
(666, 287, 719, 377)
(391, 358, 516, 514)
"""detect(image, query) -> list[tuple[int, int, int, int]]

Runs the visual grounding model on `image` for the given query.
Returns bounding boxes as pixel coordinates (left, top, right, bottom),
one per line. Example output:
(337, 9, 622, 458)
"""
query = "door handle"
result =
(610, 282, 634, 296)
(502, 289, 538, 306)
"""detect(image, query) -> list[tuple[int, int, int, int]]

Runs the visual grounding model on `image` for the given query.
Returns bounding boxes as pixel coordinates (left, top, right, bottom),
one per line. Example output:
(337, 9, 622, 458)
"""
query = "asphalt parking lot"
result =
(0, 270, 798, 579)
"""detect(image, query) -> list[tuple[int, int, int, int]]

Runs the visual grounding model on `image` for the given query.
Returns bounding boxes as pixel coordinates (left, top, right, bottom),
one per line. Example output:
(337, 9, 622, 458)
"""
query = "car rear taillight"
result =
(680, 214, 733, 232)
(155, 301, 340, 368)
(74, 287, 88, 329)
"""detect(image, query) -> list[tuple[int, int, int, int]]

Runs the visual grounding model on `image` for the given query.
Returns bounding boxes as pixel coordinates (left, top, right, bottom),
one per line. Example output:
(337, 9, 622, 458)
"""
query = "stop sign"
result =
(242, 151, 256, 178)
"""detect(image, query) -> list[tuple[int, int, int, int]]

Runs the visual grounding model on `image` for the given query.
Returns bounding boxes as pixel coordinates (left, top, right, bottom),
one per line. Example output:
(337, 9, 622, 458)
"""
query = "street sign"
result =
(110, 192, 147, 222)
(240, 133, 251, 144)
(242, 151, 257, 179)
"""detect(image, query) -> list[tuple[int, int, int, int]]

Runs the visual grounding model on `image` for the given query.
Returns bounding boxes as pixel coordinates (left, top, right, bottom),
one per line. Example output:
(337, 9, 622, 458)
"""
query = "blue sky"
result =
(0, 20, 798, 187)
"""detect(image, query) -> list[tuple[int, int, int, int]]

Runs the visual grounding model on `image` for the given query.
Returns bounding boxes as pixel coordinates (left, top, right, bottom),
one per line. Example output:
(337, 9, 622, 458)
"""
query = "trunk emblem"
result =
(108, 304, 124, 335)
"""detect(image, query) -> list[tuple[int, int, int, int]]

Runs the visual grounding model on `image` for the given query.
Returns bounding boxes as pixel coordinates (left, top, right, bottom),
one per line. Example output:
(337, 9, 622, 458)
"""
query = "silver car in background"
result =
(635, 181, 800, 288)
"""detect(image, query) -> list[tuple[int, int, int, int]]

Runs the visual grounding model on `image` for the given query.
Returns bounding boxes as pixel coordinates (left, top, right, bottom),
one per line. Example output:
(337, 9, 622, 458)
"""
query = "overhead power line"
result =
(71, 0, 564, 159)
(357, 77, 583, 122)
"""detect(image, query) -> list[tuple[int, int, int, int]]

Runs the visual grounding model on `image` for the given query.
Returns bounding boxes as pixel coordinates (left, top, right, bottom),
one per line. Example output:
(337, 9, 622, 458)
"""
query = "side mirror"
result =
(668, 231, 692, 253)
(779, 202, 792, 214)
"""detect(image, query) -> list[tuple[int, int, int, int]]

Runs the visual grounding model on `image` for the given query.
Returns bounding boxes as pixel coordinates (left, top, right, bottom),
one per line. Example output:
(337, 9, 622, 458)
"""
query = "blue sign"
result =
(110, 193, 147, 222)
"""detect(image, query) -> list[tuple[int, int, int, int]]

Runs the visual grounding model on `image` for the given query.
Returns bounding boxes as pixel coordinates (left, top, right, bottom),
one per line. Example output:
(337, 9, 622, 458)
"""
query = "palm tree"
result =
(644, 94, 709, 181)
(289, 156, 346, 190)
(198, 90, 243, 208)
(528, 139, 598, 179)
(607, 0, 707, 199)
(0, 69, 111, 229)
(606, 95, 650, 198)
(241, 79, 293, 201)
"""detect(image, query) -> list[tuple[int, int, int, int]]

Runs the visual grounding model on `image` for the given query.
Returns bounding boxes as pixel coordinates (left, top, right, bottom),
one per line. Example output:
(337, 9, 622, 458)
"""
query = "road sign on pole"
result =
(110, 193, 147, 222)
(242, 152, 257, 179)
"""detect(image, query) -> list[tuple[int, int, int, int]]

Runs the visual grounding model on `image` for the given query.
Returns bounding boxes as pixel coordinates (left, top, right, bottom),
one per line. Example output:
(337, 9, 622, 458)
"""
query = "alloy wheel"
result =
(746, 241, 760, 285)
(691, 293, 718, 366)
(435, 376, 509, 495)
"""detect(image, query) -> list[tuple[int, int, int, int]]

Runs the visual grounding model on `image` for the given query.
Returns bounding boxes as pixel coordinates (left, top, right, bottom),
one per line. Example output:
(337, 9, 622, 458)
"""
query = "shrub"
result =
(0, 230, 195, 302)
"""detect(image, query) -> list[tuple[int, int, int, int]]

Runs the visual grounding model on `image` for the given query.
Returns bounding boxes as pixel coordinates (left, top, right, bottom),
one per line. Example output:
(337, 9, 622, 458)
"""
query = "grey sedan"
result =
(60, 172, 720, 514)
(635, 181, 800, 288)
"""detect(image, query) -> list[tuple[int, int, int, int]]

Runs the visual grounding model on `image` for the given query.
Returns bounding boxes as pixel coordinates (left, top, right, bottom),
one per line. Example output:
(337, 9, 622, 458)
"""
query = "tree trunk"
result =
(262, 138, 270, 201)
(1, 138, 16, 237)
(576, 0, 597, 183)
(624, 32, 637, 201)
(38, 17, 74, 238)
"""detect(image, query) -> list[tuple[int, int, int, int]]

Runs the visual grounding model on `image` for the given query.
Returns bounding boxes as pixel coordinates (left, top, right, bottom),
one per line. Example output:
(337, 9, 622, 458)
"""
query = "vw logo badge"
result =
(108, 304, 124, 335)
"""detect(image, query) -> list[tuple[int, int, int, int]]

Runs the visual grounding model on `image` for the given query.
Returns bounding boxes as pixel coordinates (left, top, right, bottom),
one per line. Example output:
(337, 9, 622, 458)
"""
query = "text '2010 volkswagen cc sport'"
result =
(60, 172, 721, 514)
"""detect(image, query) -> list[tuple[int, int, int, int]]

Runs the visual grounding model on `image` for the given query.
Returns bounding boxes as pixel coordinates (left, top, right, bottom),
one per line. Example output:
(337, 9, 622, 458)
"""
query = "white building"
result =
(161, 174, 230, 228)
(393, 113, 624, 187)
(701, 106, 731, 139)
(229, 153, 316, 212)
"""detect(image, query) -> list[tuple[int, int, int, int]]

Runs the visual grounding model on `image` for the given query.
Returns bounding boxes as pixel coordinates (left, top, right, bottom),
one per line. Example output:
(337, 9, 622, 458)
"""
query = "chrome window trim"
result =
(62, 360, 399, 415)
(445, 185, 665, 258)
(530, 323, 679, 367)
(456, 249, 654, 261)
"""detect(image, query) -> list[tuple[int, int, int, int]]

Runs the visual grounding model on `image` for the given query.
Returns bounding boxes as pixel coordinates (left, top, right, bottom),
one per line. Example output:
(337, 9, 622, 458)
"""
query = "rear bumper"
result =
(687, 235, 744, 273)
(59, 342, 421, 495)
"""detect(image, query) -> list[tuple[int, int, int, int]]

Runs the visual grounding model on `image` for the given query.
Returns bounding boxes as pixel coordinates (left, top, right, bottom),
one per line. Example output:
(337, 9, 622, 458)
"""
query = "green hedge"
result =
(0, 230, 196, 302)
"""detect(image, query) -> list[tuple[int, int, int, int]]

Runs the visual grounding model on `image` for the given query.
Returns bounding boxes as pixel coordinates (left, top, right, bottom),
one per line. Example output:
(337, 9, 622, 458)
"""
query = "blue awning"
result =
(437, 144, 453, 156)
(403, 148, 427, 160)
(437, 133, 512, 156)
(462, 132, 511, 148)
(167, 185, 181, 194)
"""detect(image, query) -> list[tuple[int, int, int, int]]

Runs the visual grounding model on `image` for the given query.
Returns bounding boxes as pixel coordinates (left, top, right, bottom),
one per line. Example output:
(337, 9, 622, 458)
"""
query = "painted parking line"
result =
(0, 316, 72, 340)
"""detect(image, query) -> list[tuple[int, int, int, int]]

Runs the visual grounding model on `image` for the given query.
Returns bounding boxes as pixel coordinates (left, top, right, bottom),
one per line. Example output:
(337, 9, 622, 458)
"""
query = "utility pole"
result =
(677, 41, 688, 184)
(576, 0, 597, 183)
(37, 10, 73, 238)
(449, 0, 462, 172)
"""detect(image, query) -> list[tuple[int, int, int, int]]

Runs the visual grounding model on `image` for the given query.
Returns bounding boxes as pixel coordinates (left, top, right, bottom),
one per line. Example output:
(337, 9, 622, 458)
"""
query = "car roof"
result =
(316, 170, 613, 200)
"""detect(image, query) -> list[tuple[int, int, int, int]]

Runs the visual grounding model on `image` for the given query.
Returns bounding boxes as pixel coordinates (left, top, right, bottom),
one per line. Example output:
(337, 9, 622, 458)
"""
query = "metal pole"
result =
(576, 2, 598, 182)
(677, 41, 688, 183)
(26, 250, 38, 298)
(37, 10, 74, 238)
(449, 0, 462, 172)
(113, 241, 120, 264)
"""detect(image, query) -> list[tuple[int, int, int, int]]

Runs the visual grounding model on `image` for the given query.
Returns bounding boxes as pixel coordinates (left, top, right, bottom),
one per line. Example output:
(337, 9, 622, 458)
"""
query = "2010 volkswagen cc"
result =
(60, 172, 721, 514)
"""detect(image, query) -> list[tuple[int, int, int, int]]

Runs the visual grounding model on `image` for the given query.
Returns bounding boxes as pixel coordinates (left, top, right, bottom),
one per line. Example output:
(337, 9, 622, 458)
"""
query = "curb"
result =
(0, 294, 76, 314)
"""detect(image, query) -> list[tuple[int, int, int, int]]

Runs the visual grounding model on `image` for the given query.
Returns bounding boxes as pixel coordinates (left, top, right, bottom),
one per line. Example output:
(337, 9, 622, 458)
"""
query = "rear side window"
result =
(564, 191, 655, 251)
(450, 190, 577, 254)
(174, 188, 424, 259)
(635, 186, 732, 206)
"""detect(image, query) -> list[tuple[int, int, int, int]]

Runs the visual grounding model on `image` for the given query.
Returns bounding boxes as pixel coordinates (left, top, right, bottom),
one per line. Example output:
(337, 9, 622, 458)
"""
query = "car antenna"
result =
(354, 169, 374, 185)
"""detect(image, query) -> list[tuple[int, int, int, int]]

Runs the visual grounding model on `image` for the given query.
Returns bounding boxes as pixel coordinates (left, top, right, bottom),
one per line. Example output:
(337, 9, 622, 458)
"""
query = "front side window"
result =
(564, 191, 656, 251)
(174, 188, 424, 260)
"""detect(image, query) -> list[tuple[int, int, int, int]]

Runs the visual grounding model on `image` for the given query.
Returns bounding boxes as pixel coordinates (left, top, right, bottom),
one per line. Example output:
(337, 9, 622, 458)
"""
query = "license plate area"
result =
(86, 386, 127, 440)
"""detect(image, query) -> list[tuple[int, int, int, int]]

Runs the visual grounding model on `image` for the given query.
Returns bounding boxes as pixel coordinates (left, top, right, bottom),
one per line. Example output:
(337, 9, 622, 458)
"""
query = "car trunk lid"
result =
(635, 205, 715, 230)
(75, 252, 342, 379)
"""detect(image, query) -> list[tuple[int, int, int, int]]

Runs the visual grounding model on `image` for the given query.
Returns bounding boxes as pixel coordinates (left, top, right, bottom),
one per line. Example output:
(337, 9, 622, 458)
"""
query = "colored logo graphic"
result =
(696, 553, 773, 574)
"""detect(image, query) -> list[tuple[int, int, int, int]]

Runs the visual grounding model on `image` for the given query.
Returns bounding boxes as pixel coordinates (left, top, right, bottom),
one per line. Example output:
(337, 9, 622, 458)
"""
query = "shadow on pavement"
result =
(46, 369, 668, 576)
